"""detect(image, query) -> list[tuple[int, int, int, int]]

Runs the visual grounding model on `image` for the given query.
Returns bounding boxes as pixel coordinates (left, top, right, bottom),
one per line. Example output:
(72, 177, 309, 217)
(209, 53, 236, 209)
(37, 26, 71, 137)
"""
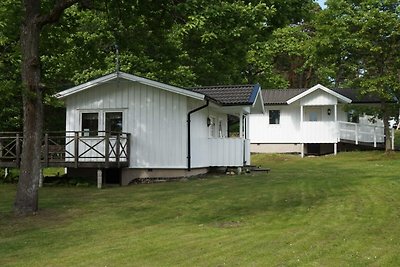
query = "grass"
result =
(1, 151, 400, 266)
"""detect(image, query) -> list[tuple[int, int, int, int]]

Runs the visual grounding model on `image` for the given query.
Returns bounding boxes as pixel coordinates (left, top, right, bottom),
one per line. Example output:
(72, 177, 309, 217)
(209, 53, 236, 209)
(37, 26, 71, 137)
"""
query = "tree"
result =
(14, 0, 82, 216)
(315, 0, 400, 151)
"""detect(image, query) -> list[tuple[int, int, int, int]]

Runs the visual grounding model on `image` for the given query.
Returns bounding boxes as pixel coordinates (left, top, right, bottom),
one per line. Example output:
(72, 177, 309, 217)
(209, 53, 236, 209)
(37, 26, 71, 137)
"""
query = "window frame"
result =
(269, 110, 280, 125)
(79, 110, 125, 137)
(105, 111, 123, 135)
(81, 112, 99, 137)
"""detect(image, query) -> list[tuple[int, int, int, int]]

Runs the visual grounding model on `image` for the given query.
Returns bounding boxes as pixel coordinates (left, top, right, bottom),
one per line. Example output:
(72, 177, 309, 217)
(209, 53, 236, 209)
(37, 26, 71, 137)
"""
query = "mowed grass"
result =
(1, 151, 400, 266)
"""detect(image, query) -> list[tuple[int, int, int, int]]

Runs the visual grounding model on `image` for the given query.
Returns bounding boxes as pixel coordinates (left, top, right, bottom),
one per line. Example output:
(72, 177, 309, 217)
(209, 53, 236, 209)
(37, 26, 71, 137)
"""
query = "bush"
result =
(0, 168, 19, 184)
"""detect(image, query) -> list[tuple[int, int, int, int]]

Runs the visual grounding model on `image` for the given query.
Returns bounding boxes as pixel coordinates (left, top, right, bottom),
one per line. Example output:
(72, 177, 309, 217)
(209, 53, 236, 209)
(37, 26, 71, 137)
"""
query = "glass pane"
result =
(269, 110, 280, 124)
(82, 113, 98, 136)
(309, 112, 318, 121)
(106, 112, 123, 133)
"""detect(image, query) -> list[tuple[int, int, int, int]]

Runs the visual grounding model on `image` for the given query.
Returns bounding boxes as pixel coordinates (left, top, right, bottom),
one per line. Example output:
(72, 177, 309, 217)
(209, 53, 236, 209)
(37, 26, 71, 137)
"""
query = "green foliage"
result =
(0, 1, 22, 131)
(0, 168, 19, 184)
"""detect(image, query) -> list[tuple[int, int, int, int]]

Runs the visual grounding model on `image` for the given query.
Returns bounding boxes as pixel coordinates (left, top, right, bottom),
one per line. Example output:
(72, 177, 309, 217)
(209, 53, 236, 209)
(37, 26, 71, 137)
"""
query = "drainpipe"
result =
(187, 99, 209, 171)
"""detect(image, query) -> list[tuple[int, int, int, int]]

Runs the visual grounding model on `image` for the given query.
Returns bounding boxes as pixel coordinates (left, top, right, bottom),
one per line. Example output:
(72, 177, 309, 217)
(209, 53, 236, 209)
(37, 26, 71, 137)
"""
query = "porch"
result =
(0, 131, 130, 168)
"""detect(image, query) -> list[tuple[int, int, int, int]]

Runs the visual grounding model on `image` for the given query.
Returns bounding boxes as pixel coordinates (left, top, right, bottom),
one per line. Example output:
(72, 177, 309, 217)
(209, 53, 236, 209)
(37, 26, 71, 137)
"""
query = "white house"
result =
(55, 71, 264, 185)
(249, 84, 392, 157)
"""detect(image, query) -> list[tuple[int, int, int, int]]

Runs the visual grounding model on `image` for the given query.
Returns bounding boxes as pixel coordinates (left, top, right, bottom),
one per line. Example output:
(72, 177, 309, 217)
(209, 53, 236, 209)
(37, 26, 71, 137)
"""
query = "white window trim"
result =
(79, 109, 126, 135)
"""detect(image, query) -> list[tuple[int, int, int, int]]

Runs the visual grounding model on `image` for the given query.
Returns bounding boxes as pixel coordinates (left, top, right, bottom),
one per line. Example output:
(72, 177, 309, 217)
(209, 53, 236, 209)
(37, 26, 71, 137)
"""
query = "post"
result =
(16, 133, 21, 167)
(105, 133, 110, 168)
(355, 124, 358, 145)
(126, 133, 130, 164)
(301, 143, 304, 158)
(334, 104, 337, 122)
(116, 133, 121, 168)
(74, 132, 79, 168)
(239, 112, 243, 138)
(391, 128, 395, 150)
(373, 127, 377, 148)
(44, 133, 49, 167)
(334, 143, 337, 155)
(97, 169, 102, 189)
(39, 168, 43, 188)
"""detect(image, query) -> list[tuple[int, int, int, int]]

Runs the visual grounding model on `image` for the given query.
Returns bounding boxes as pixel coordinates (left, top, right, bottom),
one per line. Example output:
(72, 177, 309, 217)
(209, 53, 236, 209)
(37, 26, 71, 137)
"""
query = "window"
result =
(269, 110, 280, 124)
(209, 116, 216, 137)
(218, 119, 223, 138)
(106, 112, 123, 133)
(82, 113, 98, 136)
(309, 112, 318, 121)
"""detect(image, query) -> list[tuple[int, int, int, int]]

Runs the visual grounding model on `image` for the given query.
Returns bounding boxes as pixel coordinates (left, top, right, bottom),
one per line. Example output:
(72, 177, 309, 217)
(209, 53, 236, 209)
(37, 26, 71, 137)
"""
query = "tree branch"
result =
(38, 0, 81, 26)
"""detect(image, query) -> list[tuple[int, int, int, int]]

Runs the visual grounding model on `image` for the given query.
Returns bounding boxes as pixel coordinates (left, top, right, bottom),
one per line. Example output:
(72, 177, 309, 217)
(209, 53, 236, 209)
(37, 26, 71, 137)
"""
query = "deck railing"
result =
(338, 121, 390, 147)
(0, 131, 130, 168)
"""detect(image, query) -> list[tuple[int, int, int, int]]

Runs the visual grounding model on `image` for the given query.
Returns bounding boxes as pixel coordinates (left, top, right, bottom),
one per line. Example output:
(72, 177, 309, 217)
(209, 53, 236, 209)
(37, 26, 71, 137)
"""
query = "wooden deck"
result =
(0, 131, 130, 168)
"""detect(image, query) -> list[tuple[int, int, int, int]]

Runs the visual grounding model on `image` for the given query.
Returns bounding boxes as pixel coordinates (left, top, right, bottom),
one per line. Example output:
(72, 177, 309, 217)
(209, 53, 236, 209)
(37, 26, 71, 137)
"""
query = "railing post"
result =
(16, 133, 21, 167)
(74, 132, 79, 168)
(116, 133, 121, 168)
(373, 127, 377, 148)
(355, 124, 358, 145)
(126, 133, 130, 164)
(105, 133, 110, 168)
(44, 133, 49, 167)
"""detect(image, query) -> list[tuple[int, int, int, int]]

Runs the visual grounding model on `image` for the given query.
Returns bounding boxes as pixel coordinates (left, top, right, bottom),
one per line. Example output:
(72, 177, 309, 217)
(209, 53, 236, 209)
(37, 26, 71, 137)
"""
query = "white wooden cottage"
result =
(249, 84, 393, 157)
(55, 71, 264, 185)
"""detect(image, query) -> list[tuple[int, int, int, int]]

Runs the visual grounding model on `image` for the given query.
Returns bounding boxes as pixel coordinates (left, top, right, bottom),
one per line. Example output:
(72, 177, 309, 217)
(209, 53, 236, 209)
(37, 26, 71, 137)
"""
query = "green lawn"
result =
(1, 151, 400, 266)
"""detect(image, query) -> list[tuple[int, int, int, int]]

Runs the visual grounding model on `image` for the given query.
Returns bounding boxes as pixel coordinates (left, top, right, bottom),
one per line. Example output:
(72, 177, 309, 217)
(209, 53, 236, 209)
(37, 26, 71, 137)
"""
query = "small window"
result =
(269, 110, 280, 124)
(82, 113, 98, 136)
(106, 112, 123, 133)
(209, 116, 216, 137)
(218, 119, 223, 138)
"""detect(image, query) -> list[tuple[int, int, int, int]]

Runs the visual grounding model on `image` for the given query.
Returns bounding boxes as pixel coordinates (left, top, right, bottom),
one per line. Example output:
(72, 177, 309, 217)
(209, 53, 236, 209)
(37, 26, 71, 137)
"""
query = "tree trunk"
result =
(382, 102, 392, 152)
(14, 0, 43, 216)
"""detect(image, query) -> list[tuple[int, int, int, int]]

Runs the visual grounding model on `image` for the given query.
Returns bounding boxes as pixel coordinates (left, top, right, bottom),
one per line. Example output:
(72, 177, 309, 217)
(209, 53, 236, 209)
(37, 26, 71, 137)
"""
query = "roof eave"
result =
(286, 84, 352, 104)
(55, 71, 205, 101)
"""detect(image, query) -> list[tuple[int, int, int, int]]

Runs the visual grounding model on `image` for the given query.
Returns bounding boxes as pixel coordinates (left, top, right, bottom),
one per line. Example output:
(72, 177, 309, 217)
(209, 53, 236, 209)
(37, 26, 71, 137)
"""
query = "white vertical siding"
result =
(300, 90, 337, 106)
(65, 79, 246, 169)
(249, 105, 301, 143)
(249, 104, 349, 144)
(65, 79, 188, 168)
(126, 82, 188, 168)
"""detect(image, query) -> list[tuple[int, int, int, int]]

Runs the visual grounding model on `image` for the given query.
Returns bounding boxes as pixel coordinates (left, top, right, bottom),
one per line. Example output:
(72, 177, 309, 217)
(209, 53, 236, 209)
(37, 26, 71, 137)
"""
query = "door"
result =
(306, 107, 321, 122)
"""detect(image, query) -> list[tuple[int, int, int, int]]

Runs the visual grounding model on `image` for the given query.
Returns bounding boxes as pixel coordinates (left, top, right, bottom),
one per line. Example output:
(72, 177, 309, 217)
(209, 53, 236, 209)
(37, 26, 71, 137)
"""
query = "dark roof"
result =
(189, 84, 260, 106)
(332, 89, 382, 103)
(262, 89, 307, 105)
(263, 88, 382, 105)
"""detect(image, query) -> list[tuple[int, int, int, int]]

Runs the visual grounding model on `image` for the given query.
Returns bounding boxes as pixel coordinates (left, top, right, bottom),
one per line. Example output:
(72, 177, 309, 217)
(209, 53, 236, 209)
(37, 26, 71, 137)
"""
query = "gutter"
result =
(187, 99, 209, 171)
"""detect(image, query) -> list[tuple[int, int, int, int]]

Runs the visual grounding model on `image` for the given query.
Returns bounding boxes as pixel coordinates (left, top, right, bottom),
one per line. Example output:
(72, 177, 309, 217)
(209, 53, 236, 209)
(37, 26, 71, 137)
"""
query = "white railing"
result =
(300, 121, 394, 148)
(338, 121, 389, 147)
(192, 137, 247, 167)
(301, 121, 338, 143)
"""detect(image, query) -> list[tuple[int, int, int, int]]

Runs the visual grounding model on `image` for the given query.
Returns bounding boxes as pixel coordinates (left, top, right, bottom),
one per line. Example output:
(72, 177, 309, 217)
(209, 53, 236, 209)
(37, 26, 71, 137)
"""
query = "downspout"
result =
(187, 99, 209, 171)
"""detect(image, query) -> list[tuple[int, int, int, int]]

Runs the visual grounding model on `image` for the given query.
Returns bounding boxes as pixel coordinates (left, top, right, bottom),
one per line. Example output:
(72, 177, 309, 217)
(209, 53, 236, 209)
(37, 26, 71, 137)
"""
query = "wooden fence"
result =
(0, 131, 130, 168)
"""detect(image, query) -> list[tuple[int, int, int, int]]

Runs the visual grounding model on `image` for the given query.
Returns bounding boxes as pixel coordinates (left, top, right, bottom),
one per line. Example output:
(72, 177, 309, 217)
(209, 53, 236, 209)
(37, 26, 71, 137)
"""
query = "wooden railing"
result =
(0, 131, 130, 168)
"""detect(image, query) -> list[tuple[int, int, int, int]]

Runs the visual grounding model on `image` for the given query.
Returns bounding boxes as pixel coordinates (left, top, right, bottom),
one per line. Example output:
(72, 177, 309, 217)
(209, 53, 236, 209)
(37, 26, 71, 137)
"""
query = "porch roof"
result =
(262, 86, 382, 105)
(189, 84, 261, 106)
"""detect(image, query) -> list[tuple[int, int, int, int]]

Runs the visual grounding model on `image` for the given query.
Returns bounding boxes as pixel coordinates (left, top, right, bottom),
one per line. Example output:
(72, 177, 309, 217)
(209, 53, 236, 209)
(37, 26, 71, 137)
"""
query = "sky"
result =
(316, 0, 326, 9)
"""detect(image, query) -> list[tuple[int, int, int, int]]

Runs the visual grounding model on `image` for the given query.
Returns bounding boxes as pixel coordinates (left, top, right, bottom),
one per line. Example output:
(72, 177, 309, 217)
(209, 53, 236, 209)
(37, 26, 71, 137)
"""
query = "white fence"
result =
(300, 121, 393, 148)
(192, 137, 249, 167)
(338, 121, 388, 147)
(301, 121, 338, 143)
